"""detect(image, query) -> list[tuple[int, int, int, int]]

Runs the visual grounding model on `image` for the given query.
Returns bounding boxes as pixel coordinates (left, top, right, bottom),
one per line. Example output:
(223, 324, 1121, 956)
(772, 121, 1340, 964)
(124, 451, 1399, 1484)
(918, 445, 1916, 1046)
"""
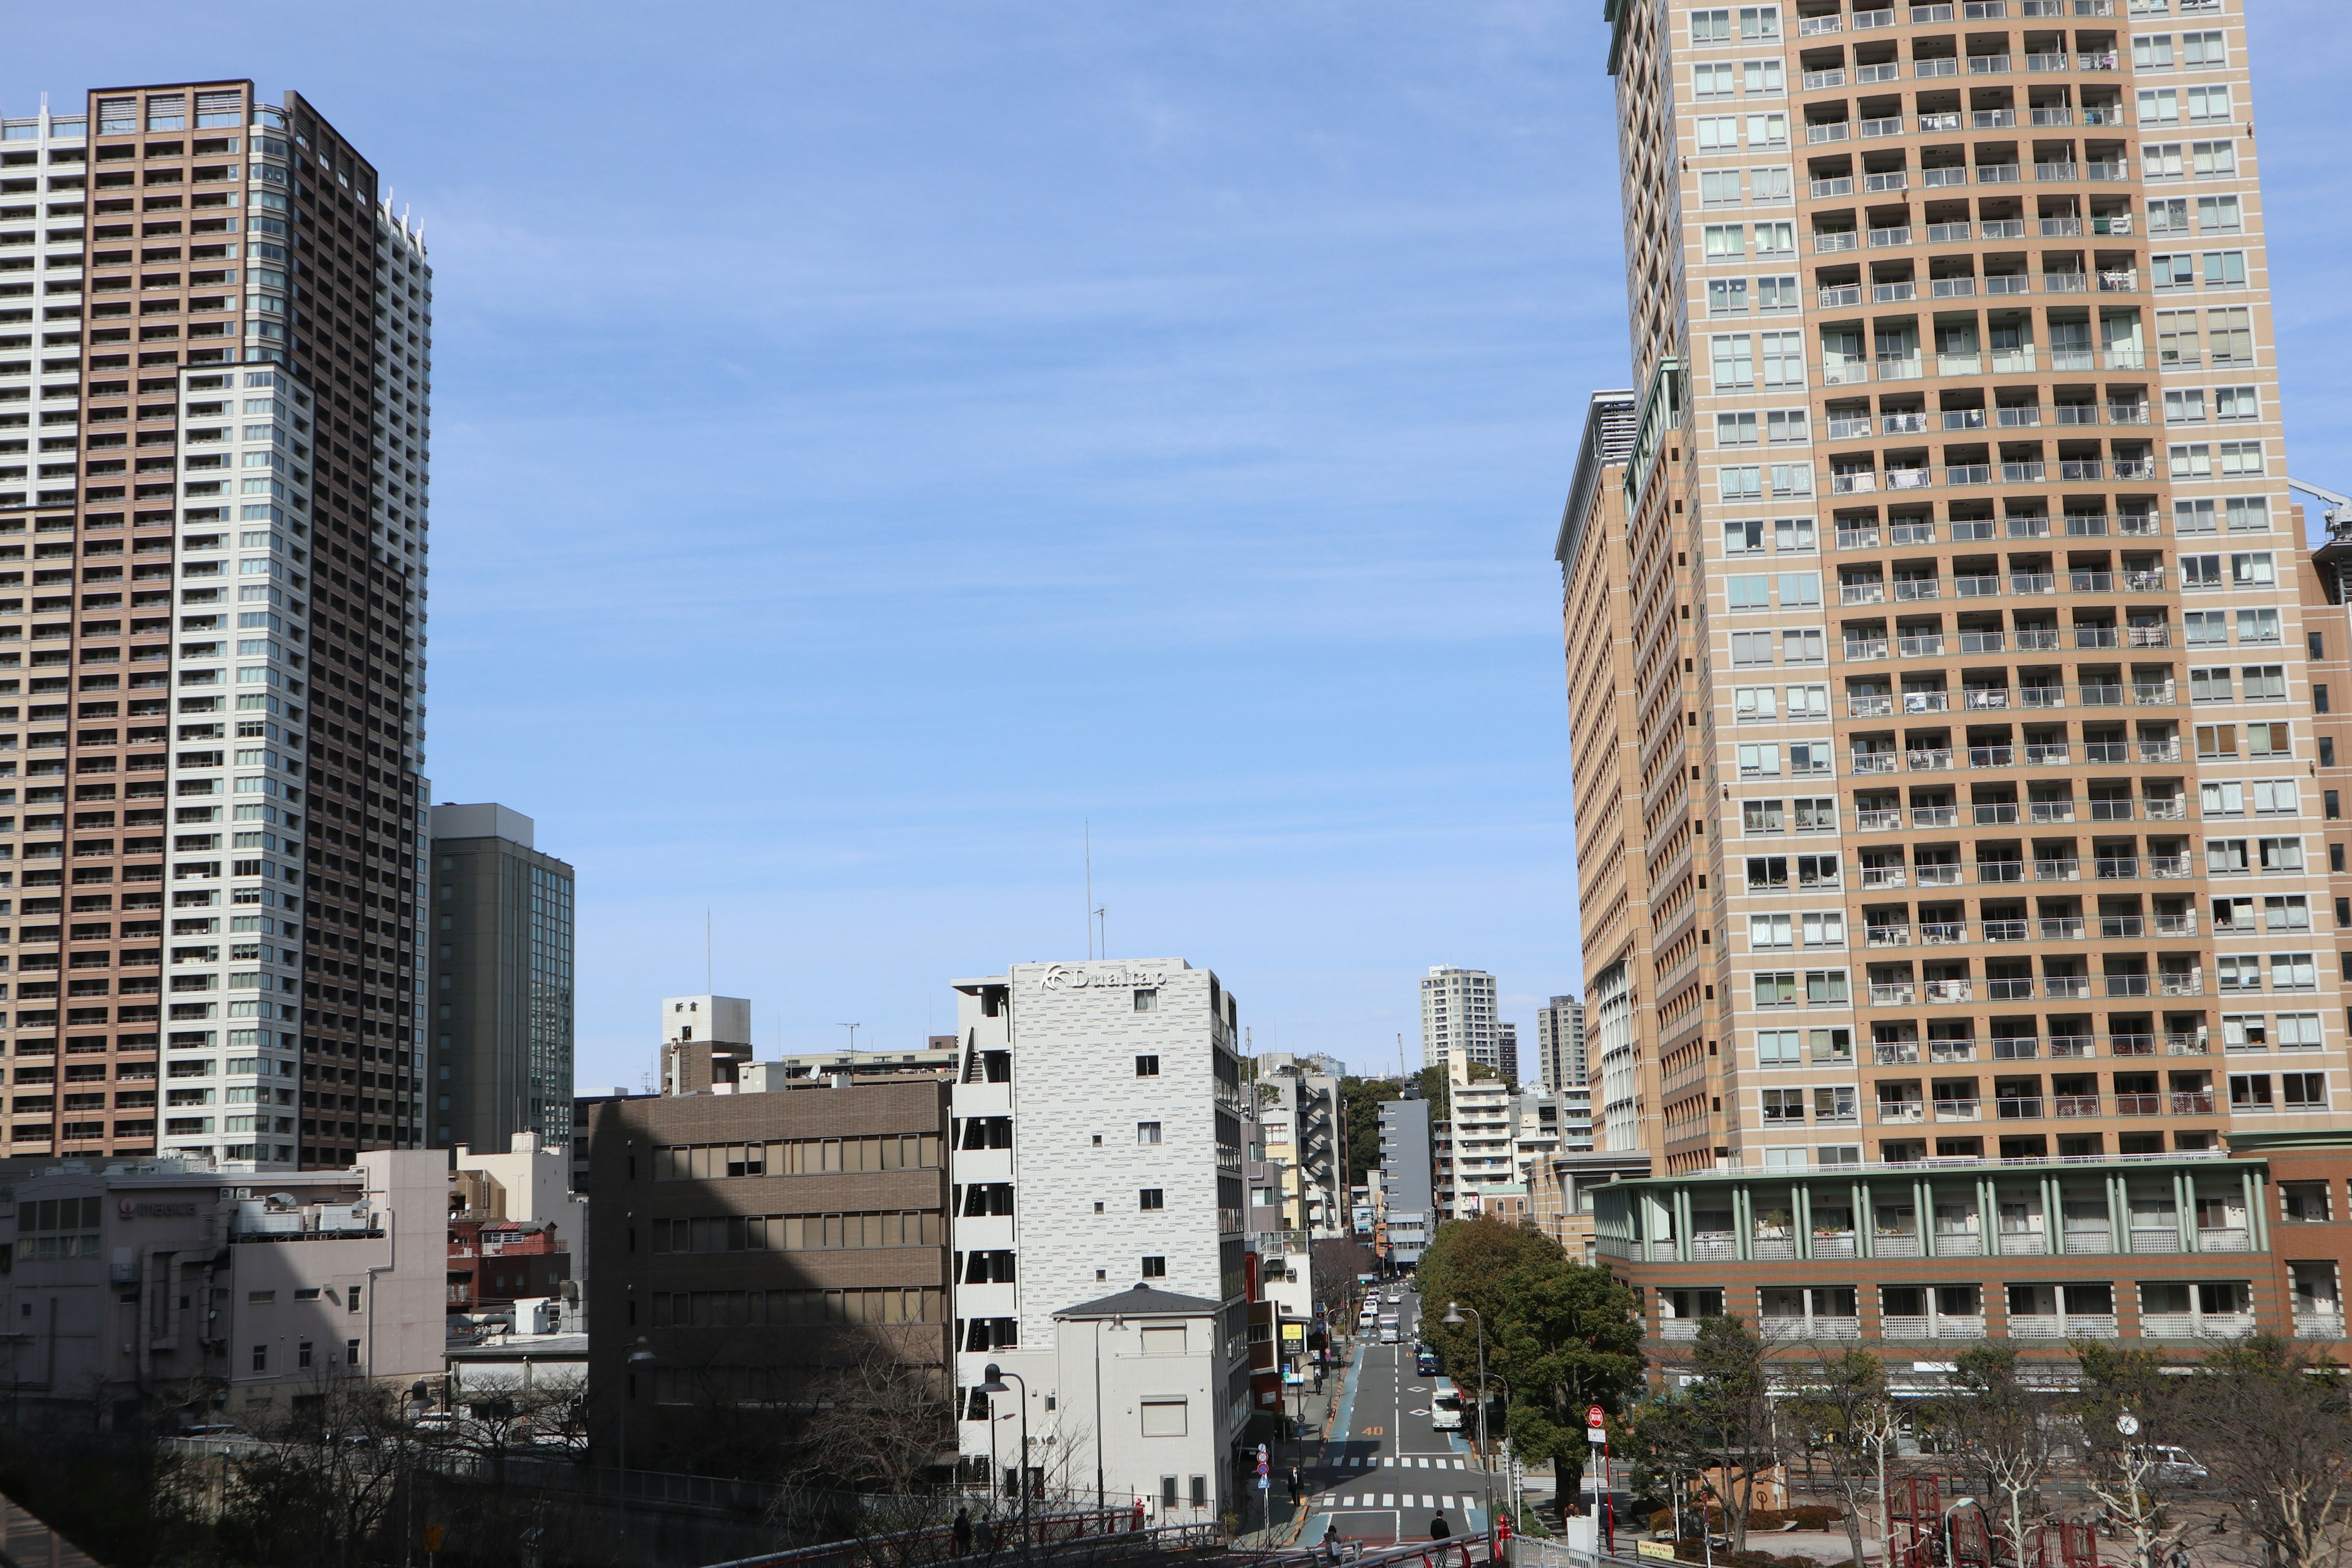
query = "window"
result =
(2138, 88, 2179, 124)
(1709, 278, 1751, 315)
(2182, 29, 2225, 67)
(1754, 971, 1797, 1006)
(1701, 170, 1743, 208)
(2203, 780, 2245, 816)
(1719, 412, 1760, 446)
(2278, 1014, 2324, 1050)
(2144, 142, 2185, 181)
(1747, 112, 1788, 148)
(297, 1340, 314, 1369)
(1811, 1025, 1852, 1060)
(1750, 914, 1793, 949)
(2218, 440, 2263, 475)
(1697, 115, 1740, 151)
(1735, 686, 1778, 721)
(1136, 1121, 1161, 1145)
(1758, 274, 1801, 312)
(1728, 574, 1771, 610)
(1804, 969, 1848, 1003)
(1691, 8, 1733, 42)
(1751, 167, 1792, 205)
(2187, 85, 2231, 122)
(2169, 443, 2212, 479)
(2132, 34, 2174, 69)
(1704, 223, 1747, 258)
(2203, 252, 2247, 288)
(2225, 496, 2269, 532)
(2215, 385, 2259, 420)
(1140, 1255, 1167, 1278)
(2283, 1072, 2328, 1109)
(1754, 221, 1794, 255)
(1801, 911, 1844, 946)
(345, 1338, 362, 1366)
(350, 1286, 362, 1314)
(2237, 609, 2280, 643)
(1134, 1054, 1160, 1077)
(1694, 63, 1736, 98)
(1757, 1028, 1800, 1064)
(2228, 1074, 2274, 1110)
(2218, 954, 2259, 991)
(2208, 837, 2249, 872)
(1766, 410, 1808, 444)
(1814, 1086, 1858, 1123)
(2260, 836, 2307, 871)
(251, 1344, 267, 1373)
(2147, 197, 2188, 233)
(2250, 722, 2291, 757)
(2253, 778, 2302, 814)
(2241, 665, 2286, 700)
(1784, 628, 1825, 663)
(1711, 334, 1755, 388)
(2264, 895, 2309, 932)
(1798, 853, 1839, 887)
(2231, 551, 2275, 587)
(1770, 462, 1811, 497)
(1739, 742, 1782, 777)
(1761, 331, 1805, 387)
(1779, 571, 1821, 607)
(1762, 1088, 1805, 1123)
(2198, 195, 2242, 233)
(1789, 741, 1832, 777)
(2190, 666, 2232, 703)
(1793, 796, 1837, 831)
(1774, 517, 1815, 551)
(1747, 856, 1789, 888)
(1743, 799, 1785, 833)
(1132, 988, 1158, 1012)
(2270, 953, 2317, 990)
(2164, 389, 2205, 423)
(1743, 59, 1784, 94)
(2152, 253, 2196, 291)
(2185, 611, 2228, 644)
(1140, 1188, 1164, 1210)
(1731, 631, 1774, 665)
(2155, 308, 2198, 364)
(1139, 1397, 1188, 1436)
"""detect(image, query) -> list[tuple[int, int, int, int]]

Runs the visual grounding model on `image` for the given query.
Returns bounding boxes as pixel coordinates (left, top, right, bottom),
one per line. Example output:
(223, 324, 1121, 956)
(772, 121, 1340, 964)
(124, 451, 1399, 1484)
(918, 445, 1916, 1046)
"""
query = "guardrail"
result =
(705, 1506, 1159, 1568)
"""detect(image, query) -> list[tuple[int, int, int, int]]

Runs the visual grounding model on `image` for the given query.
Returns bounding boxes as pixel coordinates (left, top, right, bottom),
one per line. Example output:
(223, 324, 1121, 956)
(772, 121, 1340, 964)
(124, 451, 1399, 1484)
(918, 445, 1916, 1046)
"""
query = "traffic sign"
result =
(1586, 1404, 1605, 1428)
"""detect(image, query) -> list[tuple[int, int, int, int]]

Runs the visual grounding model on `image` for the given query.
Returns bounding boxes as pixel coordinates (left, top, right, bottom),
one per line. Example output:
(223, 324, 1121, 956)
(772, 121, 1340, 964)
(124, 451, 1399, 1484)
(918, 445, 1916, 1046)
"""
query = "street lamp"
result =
(982, 1363, 1030, 1529)
(1441, 1303, 1494, 1530)
(619, 1343, 655, 1496)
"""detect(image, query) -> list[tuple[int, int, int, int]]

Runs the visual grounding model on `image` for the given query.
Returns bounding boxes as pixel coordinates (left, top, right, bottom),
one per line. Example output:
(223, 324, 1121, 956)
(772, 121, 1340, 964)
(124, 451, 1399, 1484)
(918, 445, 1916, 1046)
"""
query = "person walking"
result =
(1323, 1523, 1342, 1564)
(953, 1507, 973, 1557)
(1430, 1513, 1451, 1541)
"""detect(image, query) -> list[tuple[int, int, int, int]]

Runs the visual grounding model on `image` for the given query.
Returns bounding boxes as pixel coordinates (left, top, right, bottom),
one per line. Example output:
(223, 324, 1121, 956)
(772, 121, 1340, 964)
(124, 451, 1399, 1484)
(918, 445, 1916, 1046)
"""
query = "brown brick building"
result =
(584, 1076, 953, 1473)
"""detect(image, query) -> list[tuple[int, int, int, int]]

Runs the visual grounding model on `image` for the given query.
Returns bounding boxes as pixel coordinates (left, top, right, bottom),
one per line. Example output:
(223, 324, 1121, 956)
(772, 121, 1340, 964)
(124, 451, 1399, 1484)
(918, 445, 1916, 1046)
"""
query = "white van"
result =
(1430, 1377, 1463, 1433)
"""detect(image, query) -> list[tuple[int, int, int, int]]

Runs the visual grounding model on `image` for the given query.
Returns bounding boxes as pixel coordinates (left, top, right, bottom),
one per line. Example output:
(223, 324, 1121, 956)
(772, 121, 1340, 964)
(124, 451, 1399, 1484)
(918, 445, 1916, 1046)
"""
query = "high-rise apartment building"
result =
(1565, 0, 2352, 1360)
(1496, 1019, 1521, 1087)
(0, 84, 431, 1170)
(946, 960, 1248, 1509)
(1419, 965, 1501, 1071)
(428, 802, 573, 1153)
(1376, 1088, 1433, 1267)
(1535, 995, 1587, 1093)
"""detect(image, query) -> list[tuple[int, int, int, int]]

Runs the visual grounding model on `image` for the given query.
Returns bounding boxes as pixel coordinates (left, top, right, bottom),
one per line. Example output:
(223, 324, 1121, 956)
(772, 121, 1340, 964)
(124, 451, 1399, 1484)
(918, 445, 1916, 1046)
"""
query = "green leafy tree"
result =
(1622, 1316, 1778, 1551)
(1493, 1251, 1645, 1488)
(1338, 1076, 1399, 1193)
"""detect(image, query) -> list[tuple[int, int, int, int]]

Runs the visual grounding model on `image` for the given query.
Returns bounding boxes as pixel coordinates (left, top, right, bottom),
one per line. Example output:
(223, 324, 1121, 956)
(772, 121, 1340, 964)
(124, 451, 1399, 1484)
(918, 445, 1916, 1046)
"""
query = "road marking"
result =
(1382, 1494, 1395, 1507)
(1444, 1496, 1456, 1509)
(1381, 1457, 1394, 1467)
(1422, 1494, 1434, 1507)
(1452, 1459, 1465, 1469)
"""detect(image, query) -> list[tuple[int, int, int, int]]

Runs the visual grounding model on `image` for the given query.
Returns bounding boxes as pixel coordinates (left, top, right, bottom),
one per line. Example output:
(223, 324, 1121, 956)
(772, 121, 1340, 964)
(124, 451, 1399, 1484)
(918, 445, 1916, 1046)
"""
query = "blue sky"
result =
(8, 3, 2348, 1087)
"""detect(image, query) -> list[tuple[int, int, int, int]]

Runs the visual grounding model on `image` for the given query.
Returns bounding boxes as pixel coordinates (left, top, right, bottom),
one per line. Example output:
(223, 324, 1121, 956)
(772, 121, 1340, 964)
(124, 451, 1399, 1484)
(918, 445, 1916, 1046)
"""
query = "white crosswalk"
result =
(1330, 1495, 1474, 1512)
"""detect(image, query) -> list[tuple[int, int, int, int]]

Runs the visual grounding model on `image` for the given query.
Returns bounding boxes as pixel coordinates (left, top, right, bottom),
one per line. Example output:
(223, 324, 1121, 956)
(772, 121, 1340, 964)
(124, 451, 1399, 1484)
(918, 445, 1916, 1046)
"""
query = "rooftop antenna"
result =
(1084, 821, 1093, 959)
(1094, 903, 1107, 960)
(1398, 1032, 1407, 1081)
(838, 1022, 861, 1054)
(705, 908, 712, 993)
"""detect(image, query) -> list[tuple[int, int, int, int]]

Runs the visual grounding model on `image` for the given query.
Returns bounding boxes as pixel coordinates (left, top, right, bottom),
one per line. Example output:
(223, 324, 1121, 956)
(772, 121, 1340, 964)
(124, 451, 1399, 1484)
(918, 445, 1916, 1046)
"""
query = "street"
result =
(1300, 1283, 1496, 1546)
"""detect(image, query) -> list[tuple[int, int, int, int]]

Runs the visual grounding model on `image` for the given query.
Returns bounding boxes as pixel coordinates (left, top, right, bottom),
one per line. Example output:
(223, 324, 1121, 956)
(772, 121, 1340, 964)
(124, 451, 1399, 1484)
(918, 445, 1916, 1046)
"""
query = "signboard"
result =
(1638, 1542, 1679, 1559)
(1586, 1404, 1605, 1428)
(1282, 1322, 1305, 1341)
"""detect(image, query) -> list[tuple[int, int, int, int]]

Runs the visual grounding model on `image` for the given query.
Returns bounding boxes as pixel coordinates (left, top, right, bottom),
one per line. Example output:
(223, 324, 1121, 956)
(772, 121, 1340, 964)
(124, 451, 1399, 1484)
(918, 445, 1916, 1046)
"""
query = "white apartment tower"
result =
(1535, 995, 1588, 1094)
(1419, 965, 1501, 1071)
(947, 959, 1248, 1510)
(0, 83, 431, 1172)
(1566, 0, 2347, 1175)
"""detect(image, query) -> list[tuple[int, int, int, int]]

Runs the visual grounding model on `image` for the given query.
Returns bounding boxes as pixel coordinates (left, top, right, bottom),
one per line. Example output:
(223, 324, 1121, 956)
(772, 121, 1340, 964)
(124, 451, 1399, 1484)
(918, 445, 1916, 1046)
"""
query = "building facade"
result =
(428, 802, 573, 1153)
(946, 959, 1248, 1508)
(1256, 1050, 1343, 1238)
(1376, 1088, 1433, 1268)
(1564, 0, 2352, 1362)
(2, 1148, 443, 1427)
(1534, 996, 1588, 1097)
(1436, 1049, 1518, 1219)
(0, 83, 432, 1172)
(1419, 966, 1501, 1072)
(660, 993, 751, 1095)
(581, 1075, 951, 1471)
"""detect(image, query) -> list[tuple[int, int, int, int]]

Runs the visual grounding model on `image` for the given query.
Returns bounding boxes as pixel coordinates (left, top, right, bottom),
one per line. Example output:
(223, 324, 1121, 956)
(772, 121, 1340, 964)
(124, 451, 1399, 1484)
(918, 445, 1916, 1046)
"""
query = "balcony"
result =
(2198, 1226, 2250, 1251)
(2294, 1313, 2346, 1341)
(2013, 1313, 2119, 1338)
(1880, 1314, 1987, 1339)
(2142, 1311, 2255, 1339)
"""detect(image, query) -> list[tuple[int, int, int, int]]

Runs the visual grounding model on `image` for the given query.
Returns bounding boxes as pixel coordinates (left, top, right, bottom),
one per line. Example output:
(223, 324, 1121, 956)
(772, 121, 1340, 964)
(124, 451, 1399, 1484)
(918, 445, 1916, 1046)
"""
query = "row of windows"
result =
(648, 1287, 944, 1329)
(653, 1134, 943, 1181)
(647, 1210, 941, 1254)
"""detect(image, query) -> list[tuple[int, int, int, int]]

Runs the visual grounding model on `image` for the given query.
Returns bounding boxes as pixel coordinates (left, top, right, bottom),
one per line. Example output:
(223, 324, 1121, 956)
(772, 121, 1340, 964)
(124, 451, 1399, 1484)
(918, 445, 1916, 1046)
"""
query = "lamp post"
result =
(619, 1344, 654, 1499)
(982, 1363, 1030, 1532)
(1441, 1303, 1493, 1529)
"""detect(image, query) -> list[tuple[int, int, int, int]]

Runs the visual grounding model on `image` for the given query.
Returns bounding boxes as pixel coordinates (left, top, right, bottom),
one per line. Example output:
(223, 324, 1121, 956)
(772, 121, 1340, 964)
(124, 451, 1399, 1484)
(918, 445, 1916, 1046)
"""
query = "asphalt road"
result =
(1298, 1283, 1496, 1546)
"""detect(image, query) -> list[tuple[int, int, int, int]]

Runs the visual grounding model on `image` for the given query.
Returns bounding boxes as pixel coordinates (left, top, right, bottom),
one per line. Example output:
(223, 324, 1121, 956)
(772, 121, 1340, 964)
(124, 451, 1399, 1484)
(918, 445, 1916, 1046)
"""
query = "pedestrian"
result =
(1431, 1514, 1451, 1540)
(975, 1518, 997, 1556)
(1290, 1465, 1303, 1504)
(953, 1507, 973, 1556)
(1324, 1523, 1342, 1564)
(2170, 1547, 2192, 1568)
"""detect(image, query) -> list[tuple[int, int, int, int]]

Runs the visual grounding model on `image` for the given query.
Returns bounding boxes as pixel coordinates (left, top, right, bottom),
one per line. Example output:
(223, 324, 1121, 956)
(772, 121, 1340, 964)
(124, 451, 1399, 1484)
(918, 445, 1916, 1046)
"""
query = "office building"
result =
(581, 1074, 951, 1472)
(1563, 0, 2352, 1358)
(946, 959, 1247, 1514)
(1535, 996, 1588, 1096)
(1419, 966, 1501, 1072)
(5, 1148, 444, 1427)
(428, 802, 573, 1153)
(1376, 1088, 1433, 1268)
(0, 82, 432, 1171)
(660, 993, 751, 1095)
(1256, 1050, 1343, 1238)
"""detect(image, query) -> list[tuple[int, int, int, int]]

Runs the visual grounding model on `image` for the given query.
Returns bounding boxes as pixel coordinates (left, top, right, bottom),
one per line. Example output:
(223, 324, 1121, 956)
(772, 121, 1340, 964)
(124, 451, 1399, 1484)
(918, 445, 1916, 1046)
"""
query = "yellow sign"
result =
(1637, 1542, 1678, 1560)
(1282, 1323, 1305, 1341)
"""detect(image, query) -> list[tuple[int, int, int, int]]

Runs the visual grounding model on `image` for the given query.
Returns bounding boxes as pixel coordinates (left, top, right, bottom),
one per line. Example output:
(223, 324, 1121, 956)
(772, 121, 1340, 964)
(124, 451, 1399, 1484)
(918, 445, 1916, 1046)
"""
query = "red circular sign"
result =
(1586, 1405, 1605, 1428)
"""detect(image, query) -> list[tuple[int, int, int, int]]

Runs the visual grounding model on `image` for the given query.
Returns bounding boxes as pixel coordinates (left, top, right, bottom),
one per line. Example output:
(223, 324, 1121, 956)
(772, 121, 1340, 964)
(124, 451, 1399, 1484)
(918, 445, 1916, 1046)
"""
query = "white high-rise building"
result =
(948, 959, 1246, 1517)
(1419, 965, 1501, 1071)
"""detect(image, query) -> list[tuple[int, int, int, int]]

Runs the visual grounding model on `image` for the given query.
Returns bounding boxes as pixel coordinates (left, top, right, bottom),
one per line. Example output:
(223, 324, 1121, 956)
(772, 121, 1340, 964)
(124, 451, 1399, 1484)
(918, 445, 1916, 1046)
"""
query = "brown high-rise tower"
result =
(0, 83, 430, 1169)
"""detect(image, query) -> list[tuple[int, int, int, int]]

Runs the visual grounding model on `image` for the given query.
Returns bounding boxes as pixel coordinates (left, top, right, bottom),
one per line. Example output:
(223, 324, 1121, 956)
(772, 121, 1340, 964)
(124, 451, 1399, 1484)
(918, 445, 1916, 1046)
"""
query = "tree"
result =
(1786, 1348, 1898, 1568)
(2174, 1335, 2352, 1568)
(2072, 1343, 2187, 1568)
(217, 1374, 416, 1568)
(782, 1344, 956, 1496)
(1624, 1315, 1779, 1552)
(1930, 1342, 2059, 1568)
(1492, 1250, 1645, 1490)
(1338, 1076, 1399, 1196)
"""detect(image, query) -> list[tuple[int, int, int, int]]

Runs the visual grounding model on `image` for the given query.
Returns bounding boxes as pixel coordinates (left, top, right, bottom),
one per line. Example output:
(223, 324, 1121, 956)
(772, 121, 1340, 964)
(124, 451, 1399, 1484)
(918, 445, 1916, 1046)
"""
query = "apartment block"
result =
(1535, 995, 1588, 1095)
(3, 1148, 444, 1427)
(0, 83, 431, 1172)
(427, 802, 573, 1153)
(1256, 1050, 1343, 1238)
(1563, 0, 2352, 1357)
(1435, 1049, 1517, 1219)
(1377, 1088, 1433, 1268)
(947, 959, 1248, 1512)
(581, 1075, 951, 1472)
(1419, 965, 1501, 1071)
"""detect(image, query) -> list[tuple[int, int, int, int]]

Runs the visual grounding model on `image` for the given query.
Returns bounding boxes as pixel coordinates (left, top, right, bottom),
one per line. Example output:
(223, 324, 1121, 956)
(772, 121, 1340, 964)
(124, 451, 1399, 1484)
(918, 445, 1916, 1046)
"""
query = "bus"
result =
(1430, 1377, 1463, 1433)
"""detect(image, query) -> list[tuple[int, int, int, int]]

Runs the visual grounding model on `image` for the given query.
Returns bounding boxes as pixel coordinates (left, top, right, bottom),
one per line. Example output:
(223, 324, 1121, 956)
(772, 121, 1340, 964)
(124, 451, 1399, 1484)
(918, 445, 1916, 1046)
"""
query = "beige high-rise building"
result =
(1563, 0, 2350, 1180)
(0, 83, 431, 1169)
(1419, 964, 1501, 1071)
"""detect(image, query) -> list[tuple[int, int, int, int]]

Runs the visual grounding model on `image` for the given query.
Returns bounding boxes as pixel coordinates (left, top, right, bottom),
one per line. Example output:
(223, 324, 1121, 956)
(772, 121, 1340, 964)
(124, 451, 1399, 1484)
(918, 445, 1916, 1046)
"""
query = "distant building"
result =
(428, 804, 577, 1154)
(581, 1074, 951, 1474)
(4, 1151, 445, 1428)
(1534, 997, 1586, 1096)
(1497, 1022, 1520, 1088)
(450, 1131, 587, 1316)
(659, 994, 753, 1095)
(1436, 1050, 1515, 1219)
(1377, 1090, 1433, 1269)
(740, 1039, 959, 1088)
(1256, 1052, 1343, 1238)
(1419, 967, 1501, 1072)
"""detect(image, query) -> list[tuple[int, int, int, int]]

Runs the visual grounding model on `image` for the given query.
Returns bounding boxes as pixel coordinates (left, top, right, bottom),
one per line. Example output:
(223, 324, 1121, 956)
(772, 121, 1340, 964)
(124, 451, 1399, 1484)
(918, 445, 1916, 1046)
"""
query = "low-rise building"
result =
(2, 1150, 445, 1428)
(1052, 1284, 1231, 1523)
(1591, 1134, 2351, 1379)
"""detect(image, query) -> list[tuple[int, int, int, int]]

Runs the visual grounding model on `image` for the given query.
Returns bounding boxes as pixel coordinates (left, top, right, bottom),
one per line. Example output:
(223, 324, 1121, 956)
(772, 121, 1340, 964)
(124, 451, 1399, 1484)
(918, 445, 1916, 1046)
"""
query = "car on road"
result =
(1431, 1377, 1463, 1432)
(1379, 1324, 1399, 1344)
(2142, 1445, 2209, 1486)
(1416, 1347, 1440, 1375)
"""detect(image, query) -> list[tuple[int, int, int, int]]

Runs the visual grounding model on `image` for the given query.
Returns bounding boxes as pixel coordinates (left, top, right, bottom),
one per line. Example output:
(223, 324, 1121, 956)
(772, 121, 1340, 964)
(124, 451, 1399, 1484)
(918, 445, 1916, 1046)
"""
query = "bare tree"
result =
(2176, 1336, 2352, 1568)
(1787, 1348, 1898, 1568)
(1930, 1342, 2059, 1567)
(217, 1374, 414, 1568)
(782, 1342, 956, 1495)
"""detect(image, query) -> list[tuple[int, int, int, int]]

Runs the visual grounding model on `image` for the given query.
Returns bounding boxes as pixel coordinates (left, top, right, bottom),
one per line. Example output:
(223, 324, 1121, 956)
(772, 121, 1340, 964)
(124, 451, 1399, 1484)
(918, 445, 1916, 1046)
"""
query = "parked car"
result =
(2142, 1445, 2209, 1486)
(1416, 1348, 1440, 1375)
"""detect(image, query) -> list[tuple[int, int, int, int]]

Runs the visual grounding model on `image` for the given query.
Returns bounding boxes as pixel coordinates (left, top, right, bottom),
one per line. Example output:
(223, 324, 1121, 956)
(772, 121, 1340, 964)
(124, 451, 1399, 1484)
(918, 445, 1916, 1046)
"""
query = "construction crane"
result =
(2290, 477, 2351, 539)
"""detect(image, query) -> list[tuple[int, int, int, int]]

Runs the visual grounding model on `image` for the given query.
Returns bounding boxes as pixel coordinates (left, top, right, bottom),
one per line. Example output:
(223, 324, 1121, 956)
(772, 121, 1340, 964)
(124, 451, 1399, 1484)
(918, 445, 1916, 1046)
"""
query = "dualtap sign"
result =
(1036, 964, 1173, 992)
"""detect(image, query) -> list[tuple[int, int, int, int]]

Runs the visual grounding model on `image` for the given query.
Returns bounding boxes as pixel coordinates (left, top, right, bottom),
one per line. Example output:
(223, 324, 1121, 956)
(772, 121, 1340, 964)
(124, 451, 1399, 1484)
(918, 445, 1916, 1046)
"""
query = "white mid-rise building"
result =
(1435, 1047, 1517, 1219)
(1420, 965, 1501, 1071)
(948, 959, 1246, 1515)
